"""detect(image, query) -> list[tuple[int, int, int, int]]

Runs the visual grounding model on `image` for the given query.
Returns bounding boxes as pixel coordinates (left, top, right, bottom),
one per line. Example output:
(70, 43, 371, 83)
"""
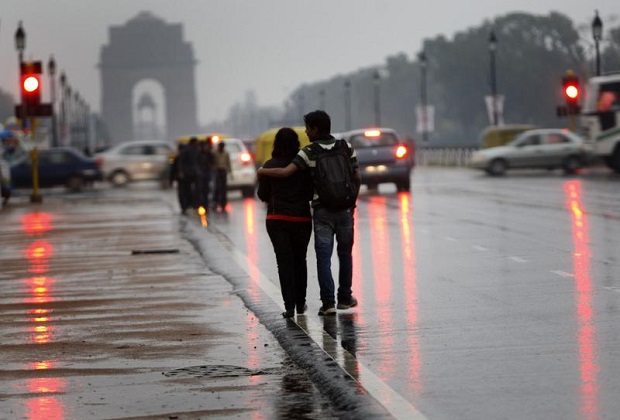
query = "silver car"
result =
(469, 129, 591, 176)
(96, 140, 174, 187)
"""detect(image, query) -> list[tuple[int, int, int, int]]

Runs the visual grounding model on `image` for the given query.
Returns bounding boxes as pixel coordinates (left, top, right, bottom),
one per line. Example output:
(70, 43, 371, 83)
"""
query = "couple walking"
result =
(257, 110, 361, 317)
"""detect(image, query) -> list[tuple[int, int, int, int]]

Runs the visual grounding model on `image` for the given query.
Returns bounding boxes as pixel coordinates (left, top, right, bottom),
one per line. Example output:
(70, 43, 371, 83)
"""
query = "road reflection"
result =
(564, 180, 599, 420)
(368, 196, 396, 379)
(398, 192, 422, 395)
(19, 211, 67, 420)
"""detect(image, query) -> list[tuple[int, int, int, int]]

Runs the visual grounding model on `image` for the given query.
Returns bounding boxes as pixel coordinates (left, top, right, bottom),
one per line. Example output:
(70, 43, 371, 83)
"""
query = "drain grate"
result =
(163, 364, 269, 379)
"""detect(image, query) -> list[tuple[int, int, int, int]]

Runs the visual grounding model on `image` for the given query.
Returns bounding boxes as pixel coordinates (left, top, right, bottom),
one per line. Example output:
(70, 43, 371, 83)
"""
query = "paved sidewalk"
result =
(0, 192, 336, 419)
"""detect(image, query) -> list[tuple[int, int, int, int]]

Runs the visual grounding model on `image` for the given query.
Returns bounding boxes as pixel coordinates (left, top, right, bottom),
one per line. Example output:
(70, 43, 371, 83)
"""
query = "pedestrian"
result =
(212, 140, 232, 212)
(200, 138, 214, 211)
(257, 127, 314, 318)
(177, 137, 203, 214)
(258, 110, 361, 316)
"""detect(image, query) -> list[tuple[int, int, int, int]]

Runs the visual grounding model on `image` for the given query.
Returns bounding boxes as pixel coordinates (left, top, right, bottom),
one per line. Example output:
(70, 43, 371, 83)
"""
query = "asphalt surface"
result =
(0, 187, 391, 420)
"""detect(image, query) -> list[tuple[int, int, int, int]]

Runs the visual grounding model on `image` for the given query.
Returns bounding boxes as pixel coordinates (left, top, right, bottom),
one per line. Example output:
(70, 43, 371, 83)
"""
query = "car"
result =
(340, 128, 414, 192)
(10, 147, 103, 192)
(174, 134, 257, 198)
(96, 140, 175, 187)
(469, 128, 591, 176)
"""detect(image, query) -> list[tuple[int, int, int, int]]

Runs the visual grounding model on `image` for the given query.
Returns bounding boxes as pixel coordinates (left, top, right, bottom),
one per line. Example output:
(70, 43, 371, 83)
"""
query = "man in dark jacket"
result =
(177, 137, 203, 214)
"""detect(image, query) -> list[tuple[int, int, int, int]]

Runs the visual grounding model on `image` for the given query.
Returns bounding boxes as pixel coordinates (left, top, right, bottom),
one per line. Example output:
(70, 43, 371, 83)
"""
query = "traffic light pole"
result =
(29, 117, 42, 203)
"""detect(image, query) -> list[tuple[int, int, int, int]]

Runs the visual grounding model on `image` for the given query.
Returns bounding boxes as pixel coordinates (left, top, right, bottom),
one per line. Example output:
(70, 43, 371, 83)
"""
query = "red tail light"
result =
(395, 145, 408, 159)
(240, 152, 252, 165)
(95, 157, 104, 168)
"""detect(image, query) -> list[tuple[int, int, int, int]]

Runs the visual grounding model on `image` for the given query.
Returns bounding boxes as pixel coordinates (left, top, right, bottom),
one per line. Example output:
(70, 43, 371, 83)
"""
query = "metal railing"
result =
(416, 147, 479, 167)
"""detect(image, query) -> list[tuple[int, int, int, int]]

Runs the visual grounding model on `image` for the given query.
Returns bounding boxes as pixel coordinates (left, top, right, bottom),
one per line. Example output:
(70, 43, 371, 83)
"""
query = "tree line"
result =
(205, 11, 619, 146)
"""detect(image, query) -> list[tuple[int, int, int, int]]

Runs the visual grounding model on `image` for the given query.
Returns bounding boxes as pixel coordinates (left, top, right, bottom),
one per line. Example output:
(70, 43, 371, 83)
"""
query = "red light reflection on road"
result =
(26, 373, 67, 420)
(564, 180, 599, 420)
(25, 240, 54, 274)
(367, 196, 395, 378)
(398, 192, 422, 394)
(21, 212, 53, 235)
(243, 200, 260, 296)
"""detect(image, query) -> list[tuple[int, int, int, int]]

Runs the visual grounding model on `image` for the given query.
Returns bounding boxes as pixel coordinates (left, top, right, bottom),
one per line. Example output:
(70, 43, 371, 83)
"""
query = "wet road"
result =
(203, 167, 620, 419)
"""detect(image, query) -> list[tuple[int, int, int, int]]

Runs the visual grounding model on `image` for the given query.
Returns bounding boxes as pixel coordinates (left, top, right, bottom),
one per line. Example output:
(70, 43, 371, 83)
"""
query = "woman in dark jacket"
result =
(257, 127, 314, 318)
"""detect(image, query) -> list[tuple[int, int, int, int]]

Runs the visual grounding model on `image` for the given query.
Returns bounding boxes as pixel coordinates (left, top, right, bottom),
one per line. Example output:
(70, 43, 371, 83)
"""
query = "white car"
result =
(215, 137, 257, 198)
(469, 129, 591, 176)
(96, 140, 174, 187)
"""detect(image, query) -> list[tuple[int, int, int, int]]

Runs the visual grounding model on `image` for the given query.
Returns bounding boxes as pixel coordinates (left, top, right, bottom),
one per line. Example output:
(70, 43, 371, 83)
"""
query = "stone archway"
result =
(99, 11, 198, 143)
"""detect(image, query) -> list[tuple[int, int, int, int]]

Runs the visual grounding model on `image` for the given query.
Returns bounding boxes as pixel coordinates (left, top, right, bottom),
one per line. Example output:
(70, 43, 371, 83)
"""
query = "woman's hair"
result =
(272, 127, 300, 159)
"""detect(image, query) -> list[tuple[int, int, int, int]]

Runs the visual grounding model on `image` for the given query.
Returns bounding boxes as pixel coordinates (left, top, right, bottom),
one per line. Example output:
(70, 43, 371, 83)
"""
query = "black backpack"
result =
(311, 139, 357, 211)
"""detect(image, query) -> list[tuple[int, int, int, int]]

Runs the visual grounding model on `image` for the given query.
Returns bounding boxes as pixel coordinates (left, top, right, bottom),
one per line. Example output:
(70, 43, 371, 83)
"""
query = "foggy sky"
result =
(0, 0, 616, 126)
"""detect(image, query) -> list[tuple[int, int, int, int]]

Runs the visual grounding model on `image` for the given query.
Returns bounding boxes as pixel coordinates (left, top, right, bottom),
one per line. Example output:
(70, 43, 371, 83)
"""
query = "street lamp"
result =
(488, 30, 498, 126)
(418, 51, 429, 143)
(592, 10, 603, 76)
(15, 22, 26, 130)
(373, 70, 381, 127)
(344, 79, 352, 131)
(48, 55, 58, 147)
(60, 72, 67, 146)
(15, 21, 26, 64)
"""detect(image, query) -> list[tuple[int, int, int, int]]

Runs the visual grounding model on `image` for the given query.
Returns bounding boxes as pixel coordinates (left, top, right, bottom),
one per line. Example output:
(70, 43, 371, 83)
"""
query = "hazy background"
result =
(0, 0, 616, 127)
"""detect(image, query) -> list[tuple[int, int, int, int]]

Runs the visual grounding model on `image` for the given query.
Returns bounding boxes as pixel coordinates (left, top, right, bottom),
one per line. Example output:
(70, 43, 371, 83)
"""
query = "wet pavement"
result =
(0, 189, 389, 419)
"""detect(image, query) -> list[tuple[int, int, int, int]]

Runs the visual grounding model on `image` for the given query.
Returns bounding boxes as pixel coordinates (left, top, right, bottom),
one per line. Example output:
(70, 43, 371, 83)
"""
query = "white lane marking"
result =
(445, 236, 457, 241)
(604, 287, 620, 294)
(509, 256, 527, 263)
(224, 239, 427, 420)
(473, 245, 489, 251)
(551, 270, 573, 278)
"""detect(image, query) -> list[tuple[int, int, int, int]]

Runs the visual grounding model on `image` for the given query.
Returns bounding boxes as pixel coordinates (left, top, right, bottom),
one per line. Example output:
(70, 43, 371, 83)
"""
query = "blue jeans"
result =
(313, 207, 354, 305)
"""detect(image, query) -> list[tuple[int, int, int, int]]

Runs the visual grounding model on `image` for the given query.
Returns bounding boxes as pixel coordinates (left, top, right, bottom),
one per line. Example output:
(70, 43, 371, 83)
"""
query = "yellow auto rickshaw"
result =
(254, 126, 310, 166)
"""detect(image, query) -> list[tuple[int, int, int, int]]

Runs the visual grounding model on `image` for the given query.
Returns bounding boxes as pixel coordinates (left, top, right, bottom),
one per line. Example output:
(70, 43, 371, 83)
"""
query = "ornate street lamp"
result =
(488, 30, 498, 126)
(418, 51, 428, 143)
(48, 55, 58, 147)
(15, 21, 26, 64)
(592, 10, 603, 76)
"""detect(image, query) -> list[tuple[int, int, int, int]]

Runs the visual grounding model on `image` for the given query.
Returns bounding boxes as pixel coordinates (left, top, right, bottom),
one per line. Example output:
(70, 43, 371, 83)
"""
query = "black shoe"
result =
(337, 296, 358, 310)
(318, 303, 336, 316)
(296, 304, 307, 315)
(281, 310, 294, 318)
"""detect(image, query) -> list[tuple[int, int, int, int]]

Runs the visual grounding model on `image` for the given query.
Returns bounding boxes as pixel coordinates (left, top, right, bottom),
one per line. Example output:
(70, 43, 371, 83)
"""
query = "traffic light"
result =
(562, 70, 580, 115)
(21, 73, 41, 107)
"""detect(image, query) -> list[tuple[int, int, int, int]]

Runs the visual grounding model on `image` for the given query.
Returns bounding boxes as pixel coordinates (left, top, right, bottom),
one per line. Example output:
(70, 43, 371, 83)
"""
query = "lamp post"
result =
(592, 10, 603, 76)
(60, 72, 66, 146)
(48, 55, 58, 147)
(488, 30, 498, 126)
(15, 22, 26, 130)
(373, 70, 381, 127)
(15, 21, 26, 64)
(418, 51, 428, 143)
(344, 79, 352, 131)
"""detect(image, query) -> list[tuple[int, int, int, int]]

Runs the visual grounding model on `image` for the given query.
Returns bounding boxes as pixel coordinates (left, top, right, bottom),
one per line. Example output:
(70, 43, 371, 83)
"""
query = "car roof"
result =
(341, 127, 399, 137)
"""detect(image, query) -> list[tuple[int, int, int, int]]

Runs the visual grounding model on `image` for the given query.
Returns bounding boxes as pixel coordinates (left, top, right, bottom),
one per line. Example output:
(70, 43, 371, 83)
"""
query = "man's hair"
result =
(304, 110, 331, 135)
(189, 137, 198, 144)
(272, 127, 300, 159)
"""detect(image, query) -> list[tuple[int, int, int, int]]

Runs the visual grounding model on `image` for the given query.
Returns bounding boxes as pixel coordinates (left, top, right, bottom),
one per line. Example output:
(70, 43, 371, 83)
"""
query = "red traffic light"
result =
(564, 84, 579, 100)
(23, 75, 40, 93)
(562, 72, 580, 103)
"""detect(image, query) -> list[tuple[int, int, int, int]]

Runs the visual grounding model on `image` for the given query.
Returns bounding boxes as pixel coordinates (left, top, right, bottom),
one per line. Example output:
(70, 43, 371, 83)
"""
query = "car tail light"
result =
(364, 129, 381, 137)
(395, 145, 408, 159)
(95, 156, 104, 168)
(240, 152, 252, 165)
